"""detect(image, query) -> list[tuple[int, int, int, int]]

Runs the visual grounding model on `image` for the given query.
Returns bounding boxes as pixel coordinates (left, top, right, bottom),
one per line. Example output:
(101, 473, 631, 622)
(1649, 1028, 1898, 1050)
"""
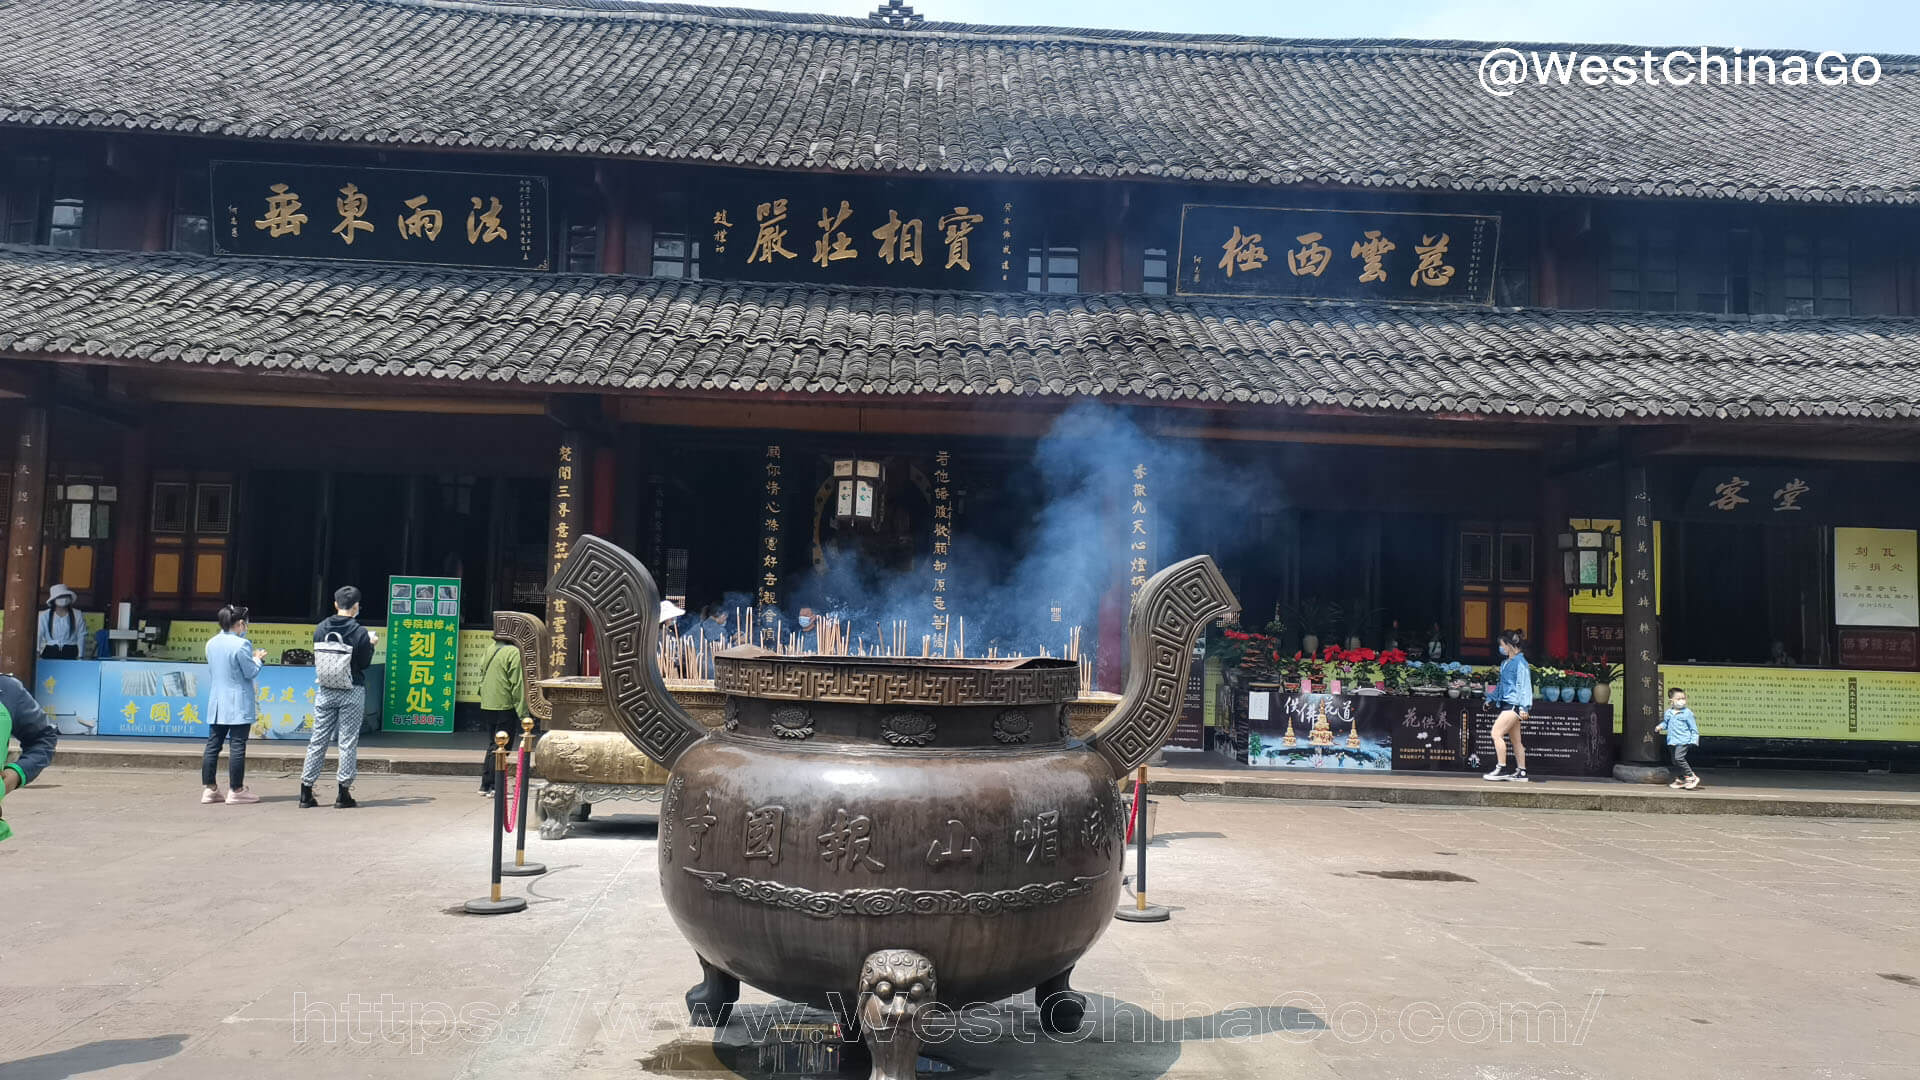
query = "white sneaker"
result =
(224, 787, 260, 804)
(201, 787, 223, 804)
(1682, 776, 1701, 790)
(1481, 764, 1513, 781)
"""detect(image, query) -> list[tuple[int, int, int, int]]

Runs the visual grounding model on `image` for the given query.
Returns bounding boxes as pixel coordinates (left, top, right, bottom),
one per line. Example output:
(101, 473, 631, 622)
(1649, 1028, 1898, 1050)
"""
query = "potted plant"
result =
(1282, 598, 1339, 658)
(1569, 671, 1594, 703)
(1340, 598, 1385, 652)
(1590, 661, 1621, 705)
(1536, 665, 1562, 702)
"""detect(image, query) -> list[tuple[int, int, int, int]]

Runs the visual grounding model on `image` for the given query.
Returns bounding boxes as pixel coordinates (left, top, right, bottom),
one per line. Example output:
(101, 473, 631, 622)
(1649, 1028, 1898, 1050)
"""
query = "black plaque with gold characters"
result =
(702, 179, 1024, 291)
(212, 160, 551, 271)
(1176, 205, 1499, 304)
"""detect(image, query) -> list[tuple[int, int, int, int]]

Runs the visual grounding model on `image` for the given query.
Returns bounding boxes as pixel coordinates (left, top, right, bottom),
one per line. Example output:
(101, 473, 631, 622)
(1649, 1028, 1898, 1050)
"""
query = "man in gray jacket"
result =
(2, 674, 59, 842)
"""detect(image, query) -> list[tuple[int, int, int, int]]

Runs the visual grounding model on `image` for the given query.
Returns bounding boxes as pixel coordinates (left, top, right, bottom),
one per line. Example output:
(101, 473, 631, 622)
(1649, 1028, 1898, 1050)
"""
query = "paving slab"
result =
(46, 736, 1920, 818)
(3, 768, 1918, 1079)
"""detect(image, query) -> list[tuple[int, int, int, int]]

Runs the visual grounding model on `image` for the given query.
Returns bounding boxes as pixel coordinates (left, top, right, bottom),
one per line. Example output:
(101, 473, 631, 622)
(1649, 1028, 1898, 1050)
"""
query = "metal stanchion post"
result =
(465, 732, 528, 914)
(1115, 764, 1169, 923)
(502, 716, 546, 877)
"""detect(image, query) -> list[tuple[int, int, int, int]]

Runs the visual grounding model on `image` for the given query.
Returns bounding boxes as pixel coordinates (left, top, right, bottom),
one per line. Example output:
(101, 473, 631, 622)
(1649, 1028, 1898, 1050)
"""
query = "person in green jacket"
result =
(1, 674, 60, 842)
(476, 642, 529, 795)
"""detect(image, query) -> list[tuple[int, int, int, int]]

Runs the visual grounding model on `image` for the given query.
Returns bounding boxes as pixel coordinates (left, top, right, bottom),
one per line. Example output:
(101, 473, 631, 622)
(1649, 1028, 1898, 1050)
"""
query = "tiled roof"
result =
(4, 246, 1917, 420)
(3, 0, 1920, 204)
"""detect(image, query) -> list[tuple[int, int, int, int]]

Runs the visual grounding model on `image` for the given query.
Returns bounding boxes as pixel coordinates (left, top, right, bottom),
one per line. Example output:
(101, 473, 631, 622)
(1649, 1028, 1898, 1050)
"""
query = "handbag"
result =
(314, 631, 356, 690)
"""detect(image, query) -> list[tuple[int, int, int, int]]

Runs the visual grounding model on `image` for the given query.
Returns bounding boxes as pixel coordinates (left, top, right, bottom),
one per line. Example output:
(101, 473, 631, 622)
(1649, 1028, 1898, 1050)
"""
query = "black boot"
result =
(298, 784, 318, 808)
(334, 784, 357, 809)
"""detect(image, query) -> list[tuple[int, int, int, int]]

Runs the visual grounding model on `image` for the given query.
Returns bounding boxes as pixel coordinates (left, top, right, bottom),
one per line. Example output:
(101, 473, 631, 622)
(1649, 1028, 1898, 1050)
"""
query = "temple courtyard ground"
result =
(2, 768, 1915, 1080)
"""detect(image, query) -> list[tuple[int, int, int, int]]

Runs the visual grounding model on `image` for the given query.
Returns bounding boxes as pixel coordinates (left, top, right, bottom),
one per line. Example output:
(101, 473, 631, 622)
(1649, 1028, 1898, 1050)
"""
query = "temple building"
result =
(2, 0, 1917, 764)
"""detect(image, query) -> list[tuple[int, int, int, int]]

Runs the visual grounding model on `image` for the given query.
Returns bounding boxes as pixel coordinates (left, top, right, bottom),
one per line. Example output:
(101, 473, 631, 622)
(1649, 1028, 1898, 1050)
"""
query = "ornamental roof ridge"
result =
(377, 0, 1920, 63)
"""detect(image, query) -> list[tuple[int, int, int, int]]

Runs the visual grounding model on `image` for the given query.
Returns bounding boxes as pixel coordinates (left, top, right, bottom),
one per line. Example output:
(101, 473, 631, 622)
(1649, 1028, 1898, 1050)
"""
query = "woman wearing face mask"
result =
(37, 584, 85, 660)
(1481, 629, 1533, 783)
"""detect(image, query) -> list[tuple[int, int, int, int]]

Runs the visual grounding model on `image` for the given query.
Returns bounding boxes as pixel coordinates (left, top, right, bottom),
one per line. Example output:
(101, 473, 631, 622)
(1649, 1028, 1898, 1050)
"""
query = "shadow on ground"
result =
(639, 994, 1321, 1080)
(1, 1035, 187, 1079)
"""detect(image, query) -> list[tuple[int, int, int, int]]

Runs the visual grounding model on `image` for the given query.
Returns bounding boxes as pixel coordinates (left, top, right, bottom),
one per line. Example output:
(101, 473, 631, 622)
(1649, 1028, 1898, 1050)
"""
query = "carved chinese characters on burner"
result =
(660, 776, 684, 863)
(1015, 810, 1061, 864)
(926, 818, 979, 868)
(683, 791, 717, 860)
(745, 805, 785, 865)
(819, 809, 886, 872)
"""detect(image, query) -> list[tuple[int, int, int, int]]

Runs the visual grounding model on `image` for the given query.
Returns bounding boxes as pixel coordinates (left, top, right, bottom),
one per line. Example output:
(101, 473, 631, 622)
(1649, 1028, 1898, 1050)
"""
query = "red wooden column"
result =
(2, 408, 49, 677)
(1539, 474, 1570, 659)
(112, 426, 150, 611)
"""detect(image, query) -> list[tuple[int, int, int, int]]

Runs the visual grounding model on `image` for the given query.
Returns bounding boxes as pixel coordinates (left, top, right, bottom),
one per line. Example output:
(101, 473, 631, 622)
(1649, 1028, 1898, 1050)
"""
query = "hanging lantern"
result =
(1557, 526, 1617, 596)
(833, 458, 886, 528)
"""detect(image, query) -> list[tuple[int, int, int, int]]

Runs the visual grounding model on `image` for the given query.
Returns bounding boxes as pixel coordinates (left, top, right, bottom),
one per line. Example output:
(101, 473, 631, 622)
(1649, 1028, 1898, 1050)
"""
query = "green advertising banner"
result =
(382, 576, 461, 733)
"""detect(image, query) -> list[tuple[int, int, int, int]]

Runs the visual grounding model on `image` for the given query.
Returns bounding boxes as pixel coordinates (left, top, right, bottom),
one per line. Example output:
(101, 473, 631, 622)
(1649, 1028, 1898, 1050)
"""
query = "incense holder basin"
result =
(549, 536, 1238, 1079)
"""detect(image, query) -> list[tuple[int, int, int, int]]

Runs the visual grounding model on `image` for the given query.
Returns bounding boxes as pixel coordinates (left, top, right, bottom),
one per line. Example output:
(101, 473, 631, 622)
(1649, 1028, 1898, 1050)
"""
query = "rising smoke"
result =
(768, 402, 1275, 660)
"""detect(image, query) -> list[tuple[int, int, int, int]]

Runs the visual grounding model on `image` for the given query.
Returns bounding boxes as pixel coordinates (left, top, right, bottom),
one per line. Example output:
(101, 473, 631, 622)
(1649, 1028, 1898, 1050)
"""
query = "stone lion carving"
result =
(857, 949, 938, 1080)
(537, 784, 579, 840)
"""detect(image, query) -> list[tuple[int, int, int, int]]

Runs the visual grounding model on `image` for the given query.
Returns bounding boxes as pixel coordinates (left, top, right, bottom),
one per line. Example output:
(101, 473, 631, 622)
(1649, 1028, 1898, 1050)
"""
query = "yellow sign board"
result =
(1835, 527, 1919, 628)
(1658, 664, 1920, 742)
(152, 621, 503, 703)
(1568, 519, 1663, 616)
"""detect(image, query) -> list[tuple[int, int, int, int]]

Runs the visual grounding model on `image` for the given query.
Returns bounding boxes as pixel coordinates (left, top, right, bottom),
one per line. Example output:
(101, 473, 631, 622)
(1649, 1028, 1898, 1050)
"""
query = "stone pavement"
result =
(47, 735, 1920, 818)
(3, 768, 1917, 1080)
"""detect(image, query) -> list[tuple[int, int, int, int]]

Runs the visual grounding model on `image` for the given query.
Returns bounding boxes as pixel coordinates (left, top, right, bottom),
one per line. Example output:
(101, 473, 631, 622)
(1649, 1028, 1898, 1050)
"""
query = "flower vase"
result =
(1593, 682, 1612, 705)
(1301, 634, 1319, 658)
(1447, 686, 1462, 699)
(1577, 686, 1593, 704)
(1543, 685, 1562, 703)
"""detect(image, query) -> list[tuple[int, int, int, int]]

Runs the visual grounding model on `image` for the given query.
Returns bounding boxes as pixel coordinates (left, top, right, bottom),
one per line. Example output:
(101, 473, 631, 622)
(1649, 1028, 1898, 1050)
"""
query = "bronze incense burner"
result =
(553, 535, 1237, 1078)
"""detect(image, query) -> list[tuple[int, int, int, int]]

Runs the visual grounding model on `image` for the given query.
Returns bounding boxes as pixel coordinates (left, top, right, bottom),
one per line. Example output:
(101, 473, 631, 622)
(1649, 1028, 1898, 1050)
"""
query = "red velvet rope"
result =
(503, 746, 526, 833)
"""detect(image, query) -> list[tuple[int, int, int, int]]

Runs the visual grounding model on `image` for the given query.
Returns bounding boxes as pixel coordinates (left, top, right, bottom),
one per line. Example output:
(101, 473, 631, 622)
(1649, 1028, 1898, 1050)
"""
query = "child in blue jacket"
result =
(1657, 687, 1701, 790)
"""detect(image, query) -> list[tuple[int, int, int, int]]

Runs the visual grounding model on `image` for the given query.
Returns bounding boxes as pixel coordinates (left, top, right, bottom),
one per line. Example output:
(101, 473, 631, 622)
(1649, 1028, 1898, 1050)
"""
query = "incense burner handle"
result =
(548, 535, 707, 770)
(1084, 555, 1239, 780)
(491, 610, 553, 724)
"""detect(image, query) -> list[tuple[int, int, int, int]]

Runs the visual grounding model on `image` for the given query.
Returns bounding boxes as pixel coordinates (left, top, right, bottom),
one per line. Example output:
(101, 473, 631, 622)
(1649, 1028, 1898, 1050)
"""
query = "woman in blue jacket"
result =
(203, 604, 267, 804)
(1482, 629, 1533, 783)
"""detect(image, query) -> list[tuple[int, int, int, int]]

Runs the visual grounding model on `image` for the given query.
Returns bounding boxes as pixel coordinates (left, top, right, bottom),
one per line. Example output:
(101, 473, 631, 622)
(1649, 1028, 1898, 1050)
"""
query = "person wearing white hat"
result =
(36, 584, 85, 660)
(659, 599, 687, 626)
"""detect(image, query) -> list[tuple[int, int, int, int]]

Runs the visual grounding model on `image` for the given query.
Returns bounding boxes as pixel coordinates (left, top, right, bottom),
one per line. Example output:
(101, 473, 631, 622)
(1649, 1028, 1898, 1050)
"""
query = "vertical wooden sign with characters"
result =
(382, 575, 461, 733)
(931, 449, 953, 653)
(1129, 463, 1151, 604)
(547, 432, 589, 676)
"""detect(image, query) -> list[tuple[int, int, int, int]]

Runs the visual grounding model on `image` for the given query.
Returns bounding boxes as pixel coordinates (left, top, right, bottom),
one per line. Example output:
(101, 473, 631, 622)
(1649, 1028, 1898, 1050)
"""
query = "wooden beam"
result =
(144, 386, 546, 416)
(1153, 423, 1541, 452)
(1659, 438, 1920, 464)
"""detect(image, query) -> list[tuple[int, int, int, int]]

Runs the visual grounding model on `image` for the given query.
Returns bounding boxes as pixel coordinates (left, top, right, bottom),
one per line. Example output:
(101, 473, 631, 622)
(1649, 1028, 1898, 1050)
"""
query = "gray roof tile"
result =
(2, 245, 1917, 420)
(1, 0, 1918, 203)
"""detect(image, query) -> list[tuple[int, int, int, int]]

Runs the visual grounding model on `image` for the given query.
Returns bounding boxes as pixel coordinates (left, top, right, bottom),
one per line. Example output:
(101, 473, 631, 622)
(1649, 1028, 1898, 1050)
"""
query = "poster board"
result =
(1658, 663, 1920, 742)
(94, 659, 322, 740)
(381, 576, 461, 733)
(1834, 527, 1918, 627)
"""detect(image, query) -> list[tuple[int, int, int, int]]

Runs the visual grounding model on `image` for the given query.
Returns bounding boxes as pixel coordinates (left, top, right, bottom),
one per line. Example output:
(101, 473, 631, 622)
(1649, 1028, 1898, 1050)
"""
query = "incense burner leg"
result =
(1035, 966, 1086, 1034)
(858, 949, 935, 1080)
(685, 955, 740, 1028)
(536, 783, 577, 840)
